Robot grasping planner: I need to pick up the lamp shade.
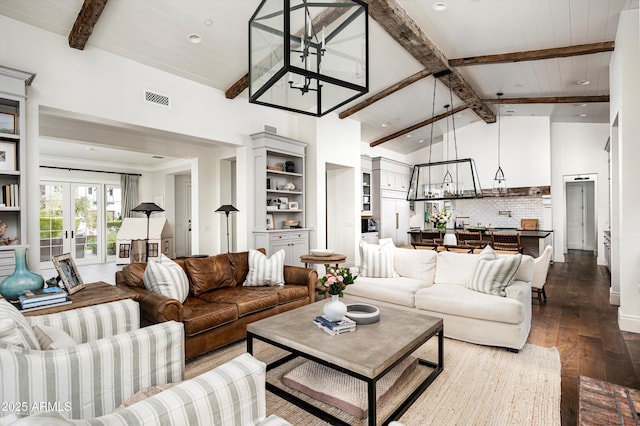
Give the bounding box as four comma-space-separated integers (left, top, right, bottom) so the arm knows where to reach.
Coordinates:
131, 202, 164, 215
215, 205, 239, 215
249, 0, 369, 117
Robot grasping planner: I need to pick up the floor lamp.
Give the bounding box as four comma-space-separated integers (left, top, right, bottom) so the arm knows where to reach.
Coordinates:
131, 202, 165, 262
215, 205, 239, 253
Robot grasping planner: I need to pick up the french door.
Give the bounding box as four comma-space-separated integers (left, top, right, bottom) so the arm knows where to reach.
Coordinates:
39, 182, 103, 268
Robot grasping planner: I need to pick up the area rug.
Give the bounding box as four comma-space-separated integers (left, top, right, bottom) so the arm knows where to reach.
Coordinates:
186, 337, 561, 426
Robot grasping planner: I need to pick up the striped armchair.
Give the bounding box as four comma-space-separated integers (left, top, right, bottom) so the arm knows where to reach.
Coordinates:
0, 299, 184, 420
4, 353, 291, 426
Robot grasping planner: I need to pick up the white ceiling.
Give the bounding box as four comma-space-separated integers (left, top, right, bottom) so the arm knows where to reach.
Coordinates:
0, 0, 637, 158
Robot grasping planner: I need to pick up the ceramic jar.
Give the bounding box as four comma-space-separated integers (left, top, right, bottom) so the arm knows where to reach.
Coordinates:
323, 294, 347, 322
0, 248, 44, 300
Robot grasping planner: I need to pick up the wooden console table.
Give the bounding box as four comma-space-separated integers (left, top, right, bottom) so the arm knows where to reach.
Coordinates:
22, 281, 138, 316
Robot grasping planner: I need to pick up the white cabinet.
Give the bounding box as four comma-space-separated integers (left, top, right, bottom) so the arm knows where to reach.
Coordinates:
380, 198, 410, 246
361, 155, 372, 216
254, 230, 309, 266
251, 132, 309, 265
361, 232, 379, 245
0, 67, 34, 278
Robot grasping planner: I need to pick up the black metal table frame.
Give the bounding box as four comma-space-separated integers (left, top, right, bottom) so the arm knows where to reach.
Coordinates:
247, 325, 444, 426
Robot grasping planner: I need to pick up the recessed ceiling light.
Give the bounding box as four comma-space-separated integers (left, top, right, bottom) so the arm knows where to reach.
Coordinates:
188, 34, 202, 44
576, 80, 590, 85
432, 2, 448, 11
204, 19, 213, 26
381, 122, 390, 127
418, 139, 425, 143
406, 134, 412, 138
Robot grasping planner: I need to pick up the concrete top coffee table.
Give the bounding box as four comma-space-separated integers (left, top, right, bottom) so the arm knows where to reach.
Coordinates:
247, 296, 443, 426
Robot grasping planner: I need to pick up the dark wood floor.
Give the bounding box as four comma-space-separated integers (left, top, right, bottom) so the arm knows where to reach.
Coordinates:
527, 249, 640, 425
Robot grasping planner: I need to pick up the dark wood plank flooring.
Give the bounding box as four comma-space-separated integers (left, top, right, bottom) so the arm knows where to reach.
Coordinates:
527, 249, 640, 425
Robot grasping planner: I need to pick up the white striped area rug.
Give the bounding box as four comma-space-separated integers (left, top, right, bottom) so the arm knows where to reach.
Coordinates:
186, 337, 561, 426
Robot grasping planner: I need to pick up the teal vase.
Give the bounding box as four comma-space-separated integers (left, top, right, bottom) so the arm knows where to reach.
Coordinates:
0, 248, 44, 301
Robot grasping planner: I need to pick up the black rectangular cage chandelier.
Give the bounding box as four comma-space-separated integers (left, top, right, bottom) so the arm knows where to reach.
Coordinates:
249, 0, 369, 117
407, 158, 483, 201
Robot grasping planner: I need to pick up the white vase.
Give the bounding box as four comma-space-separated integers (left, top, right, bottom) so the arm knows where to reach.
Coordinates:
443, 232, 457, 246
323, 294, 347, 321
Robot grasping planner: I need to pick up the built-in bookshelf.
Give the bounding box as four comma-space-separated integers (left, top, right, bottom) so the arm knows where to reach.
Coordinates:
0, 66, 36, 281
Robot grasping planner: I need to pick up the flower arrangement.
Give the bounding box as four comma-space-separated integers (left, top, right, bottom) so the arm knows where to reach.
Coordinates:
319, 267, 357, 297
428, 209, 452, 232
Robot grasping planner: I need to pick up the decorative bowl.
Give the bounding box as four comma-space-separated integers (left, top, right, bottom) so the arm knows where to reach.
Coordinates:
310, 248, 334, 257
345, 303, 380, 324
283, 220, 299, 227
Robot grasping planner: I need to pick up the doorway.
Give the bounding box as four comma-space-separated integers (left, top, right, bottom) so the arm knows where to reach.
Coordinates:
39, 181, 105, 269
565, 176, 596, 253
326, 164, 356, 265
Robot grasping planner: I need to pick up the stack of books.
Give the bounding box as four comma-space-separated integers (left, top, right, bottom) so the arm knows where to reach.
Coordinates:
313, 315, 357, 335
18, 287, 70, 312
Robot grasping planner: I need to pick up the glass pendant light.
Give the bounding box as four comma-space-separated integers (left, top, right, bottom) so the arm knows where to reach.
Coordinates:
493, 92, 507, 194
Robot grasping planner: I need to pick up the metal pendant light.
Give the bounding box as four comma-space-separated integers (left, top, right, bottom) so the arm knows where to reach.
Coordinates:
493, 92, 507, 194
407, 70, 482, 201
248, 0, 369, 117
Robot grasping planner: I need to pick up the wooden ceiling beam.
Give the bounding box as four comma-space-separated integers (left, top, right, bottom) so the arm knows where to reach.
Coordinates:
365, 0, 495, 124
339, 69, 432, 119
449, 41, 615, 67
370, 104, 468, 147
483, 95, 610, 104
68, 0, 109, 50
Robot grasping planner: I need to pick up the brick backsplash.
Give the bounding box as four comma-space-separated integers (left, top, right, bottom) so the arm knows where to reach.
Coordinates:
452, 197, 545, 229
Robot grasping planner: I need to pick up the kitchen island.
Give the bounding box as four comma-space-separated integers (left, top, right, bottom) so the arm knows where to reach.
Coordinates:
408, 228, 553, 257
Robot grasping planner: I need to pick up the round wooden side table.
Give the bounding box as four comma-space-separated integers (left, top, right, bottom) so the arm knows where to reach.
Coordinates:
299, 253, 347, 300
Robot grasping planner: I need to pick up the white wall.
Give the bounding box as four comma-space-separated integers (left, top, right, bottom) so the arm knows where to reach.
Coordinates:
610, 10, 640, 332
550, 123, 609, 264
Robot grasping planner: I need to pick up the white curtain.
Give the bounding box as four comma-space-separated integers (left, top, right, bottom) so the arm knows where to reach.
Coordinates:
121, 174, 139, 218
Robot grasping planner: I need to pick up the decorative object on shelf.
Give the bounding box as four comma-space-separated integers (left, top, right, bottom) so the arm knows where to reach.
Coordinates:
493, 92, 507, 194
283, 220, 300, 228
345, 303, 380, 324
0, 221, 17, 245
285, 161, 296, 173
281, 182, 296, 191
288, 201, 299, 210
443, 232, 457, 246
407, 70, 482, 201
310, 248, 335, 257
131, 202, 165, 262
215, 204, 239, 252
266, 213, 274, 230
248, 0, 368, 117
277, 196, 289, 209
0, 140, 17, 171
0, 248, 44, 300
428, 209, 451, 233
52, 253, 85, 294
0, 112, 16, 135
267, 165, 284, 171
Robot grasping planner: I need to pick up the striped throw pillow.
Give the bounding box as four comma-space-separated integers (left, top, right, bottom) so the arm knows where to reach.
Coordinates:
0, 318, 32, 348
143, 254, 189, 303
360, 240, 395, 278
243, 249, 285, 286
467, 246, 522, 297
0, 298, 40, 349
32, 324, 77, 350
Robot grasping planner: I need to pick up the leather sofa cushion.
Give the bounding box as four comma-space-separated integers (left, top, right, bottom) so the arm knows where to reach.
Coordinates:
182, 298, 238, 336
123, 259, 187, 288
197, 287, 278, 317
275, 285, 309, 304
227, 249, 265, 286
185, 255, 235, 296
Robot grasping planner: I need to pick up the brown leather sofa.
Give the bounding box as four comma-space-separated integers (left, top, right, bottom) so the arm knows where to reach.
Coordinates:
115, 249, 318, 359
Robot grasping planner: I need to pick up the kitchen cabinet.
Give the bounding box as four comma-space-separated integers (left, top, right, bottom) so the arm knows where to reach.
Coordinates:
380, 198, 410, 246
254, 229, 309, 267
361, 232, 379, 245
361, 155, 372, 216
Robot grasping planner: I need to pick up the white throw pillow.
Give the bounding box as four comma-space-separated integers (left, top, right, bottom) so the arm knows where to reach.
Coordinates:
32, 324, 77, 350
143, 254, 189, 303
359, 240, 395, 278
0, 299, 40, 349
467, 246, 522, 297
0, 318, 32, 348
243, 249, 285, 286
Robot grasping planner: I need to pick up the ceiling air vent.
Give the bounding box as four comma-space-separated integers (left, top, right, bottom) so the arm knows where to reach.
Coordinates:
143, 90, 170, 108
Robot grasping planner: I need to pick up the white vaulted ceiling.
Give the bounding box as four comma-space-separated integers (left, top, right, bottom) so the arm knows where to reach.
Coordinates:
0, 0, 637, 155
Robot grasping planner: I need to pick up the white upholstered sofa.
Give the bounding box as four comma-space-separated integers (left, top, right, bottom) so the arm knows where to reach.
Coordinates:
344, 245, 538, 351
